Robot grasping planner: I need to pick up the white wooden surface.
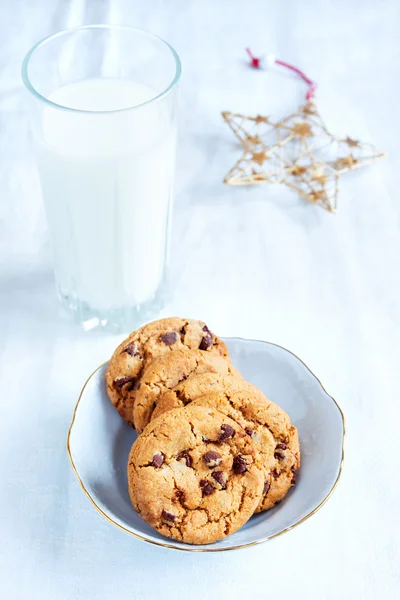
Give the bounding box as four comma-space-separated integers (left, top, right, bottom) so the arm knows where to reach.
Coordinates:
1, 1, 399, 598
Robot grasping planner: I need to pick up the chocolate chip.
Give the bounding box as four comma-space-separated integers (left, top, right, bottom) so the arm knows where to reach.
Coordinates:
199, 325, 214, 350
199, 479, 214, 496
175, 489, 186, 501
263, 481, 271, 495
274, 451, 285, 460
291, 472, 298, 485
219, 424, 235, 442
245, 427, 254, 437
272, 469, 280, 479
151, 453, 164, 468
203, 451, 222, 468
276, 443, 288, 450
232, 455, 247, 474
123, 342, 141, 357
161, 510, 176, 523
113, 376, 135, 389
160, 331, 179, 346
176, 451, 192, 467
211, 471, 227, 489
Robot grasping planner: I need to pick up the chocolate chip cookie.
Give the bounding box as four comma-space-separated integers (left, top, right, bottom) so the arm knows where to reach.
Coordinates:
191, 389, 300, 512
133, 349, 238, 434
152, 372, 260, 421
127, 405, 264, 545
105, 318, 229, 427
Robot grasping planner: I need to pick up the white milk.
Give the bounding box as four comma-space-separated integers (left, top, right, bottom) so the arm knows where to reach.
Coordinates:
35, 78, 175, 311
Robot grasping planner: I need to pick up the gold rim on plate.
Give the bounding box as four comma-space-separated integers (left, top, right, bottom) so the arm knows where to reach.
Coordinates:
66, 338, 345, 552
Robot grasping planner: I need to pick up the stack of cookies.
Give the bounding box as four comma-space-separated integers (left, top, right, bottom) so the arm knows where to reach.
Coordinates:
106, 317, 300, 545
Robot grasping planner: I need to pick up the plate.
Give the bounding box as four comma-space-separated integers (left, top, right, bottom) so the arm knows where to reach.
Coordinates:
67, 338, 345, 552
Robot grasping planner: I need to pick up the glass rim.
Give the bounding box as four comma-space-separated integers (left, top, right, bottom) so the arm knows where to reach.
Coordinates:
21, 24, 182, 115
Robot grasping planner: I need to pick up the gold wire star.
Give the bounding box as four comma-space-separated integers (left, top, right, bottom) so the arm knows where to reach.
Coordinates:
223, 102, 386, 212
252, 150, 269, 165
292, 122, 313, 138
254, 115, 270, 124
344, 136, 359, 147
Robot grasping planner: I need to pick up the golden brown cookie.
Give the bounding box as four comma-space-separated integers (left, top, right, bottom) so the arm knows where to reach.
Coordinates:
133, 349, 238, 434
191, 389, 300, 512
152, 372, 254, 420
105, 317, 229, 427
127, 405, 264, 545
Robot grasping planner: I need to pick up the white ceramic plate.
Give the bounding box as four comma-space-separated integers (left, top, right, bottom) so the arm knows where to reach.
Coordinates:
67, 338, 345, 552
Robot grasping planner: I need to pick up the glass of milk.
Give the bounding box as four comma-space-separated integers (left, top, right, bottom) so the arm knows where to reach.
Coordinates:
22, 25, 181, 332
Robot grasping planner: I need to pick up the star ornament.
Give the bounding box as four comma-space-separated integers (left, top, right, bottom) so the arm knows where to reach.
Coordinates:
222, 102, 386, 212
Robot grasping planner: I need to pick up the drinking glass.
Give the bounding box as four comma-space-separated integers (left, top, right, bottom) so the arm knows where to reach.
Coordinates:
22, 25, 181, 332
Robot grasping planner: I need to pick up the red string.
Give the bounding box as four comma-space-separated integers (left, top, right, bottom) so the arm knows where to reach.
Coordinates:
245, 48, 317, 100
245, 47, 261, 69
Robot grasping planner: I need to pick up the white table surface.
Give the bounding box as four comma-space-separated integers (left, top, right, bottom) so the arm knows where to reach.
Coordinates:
1, 1, 400, 598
